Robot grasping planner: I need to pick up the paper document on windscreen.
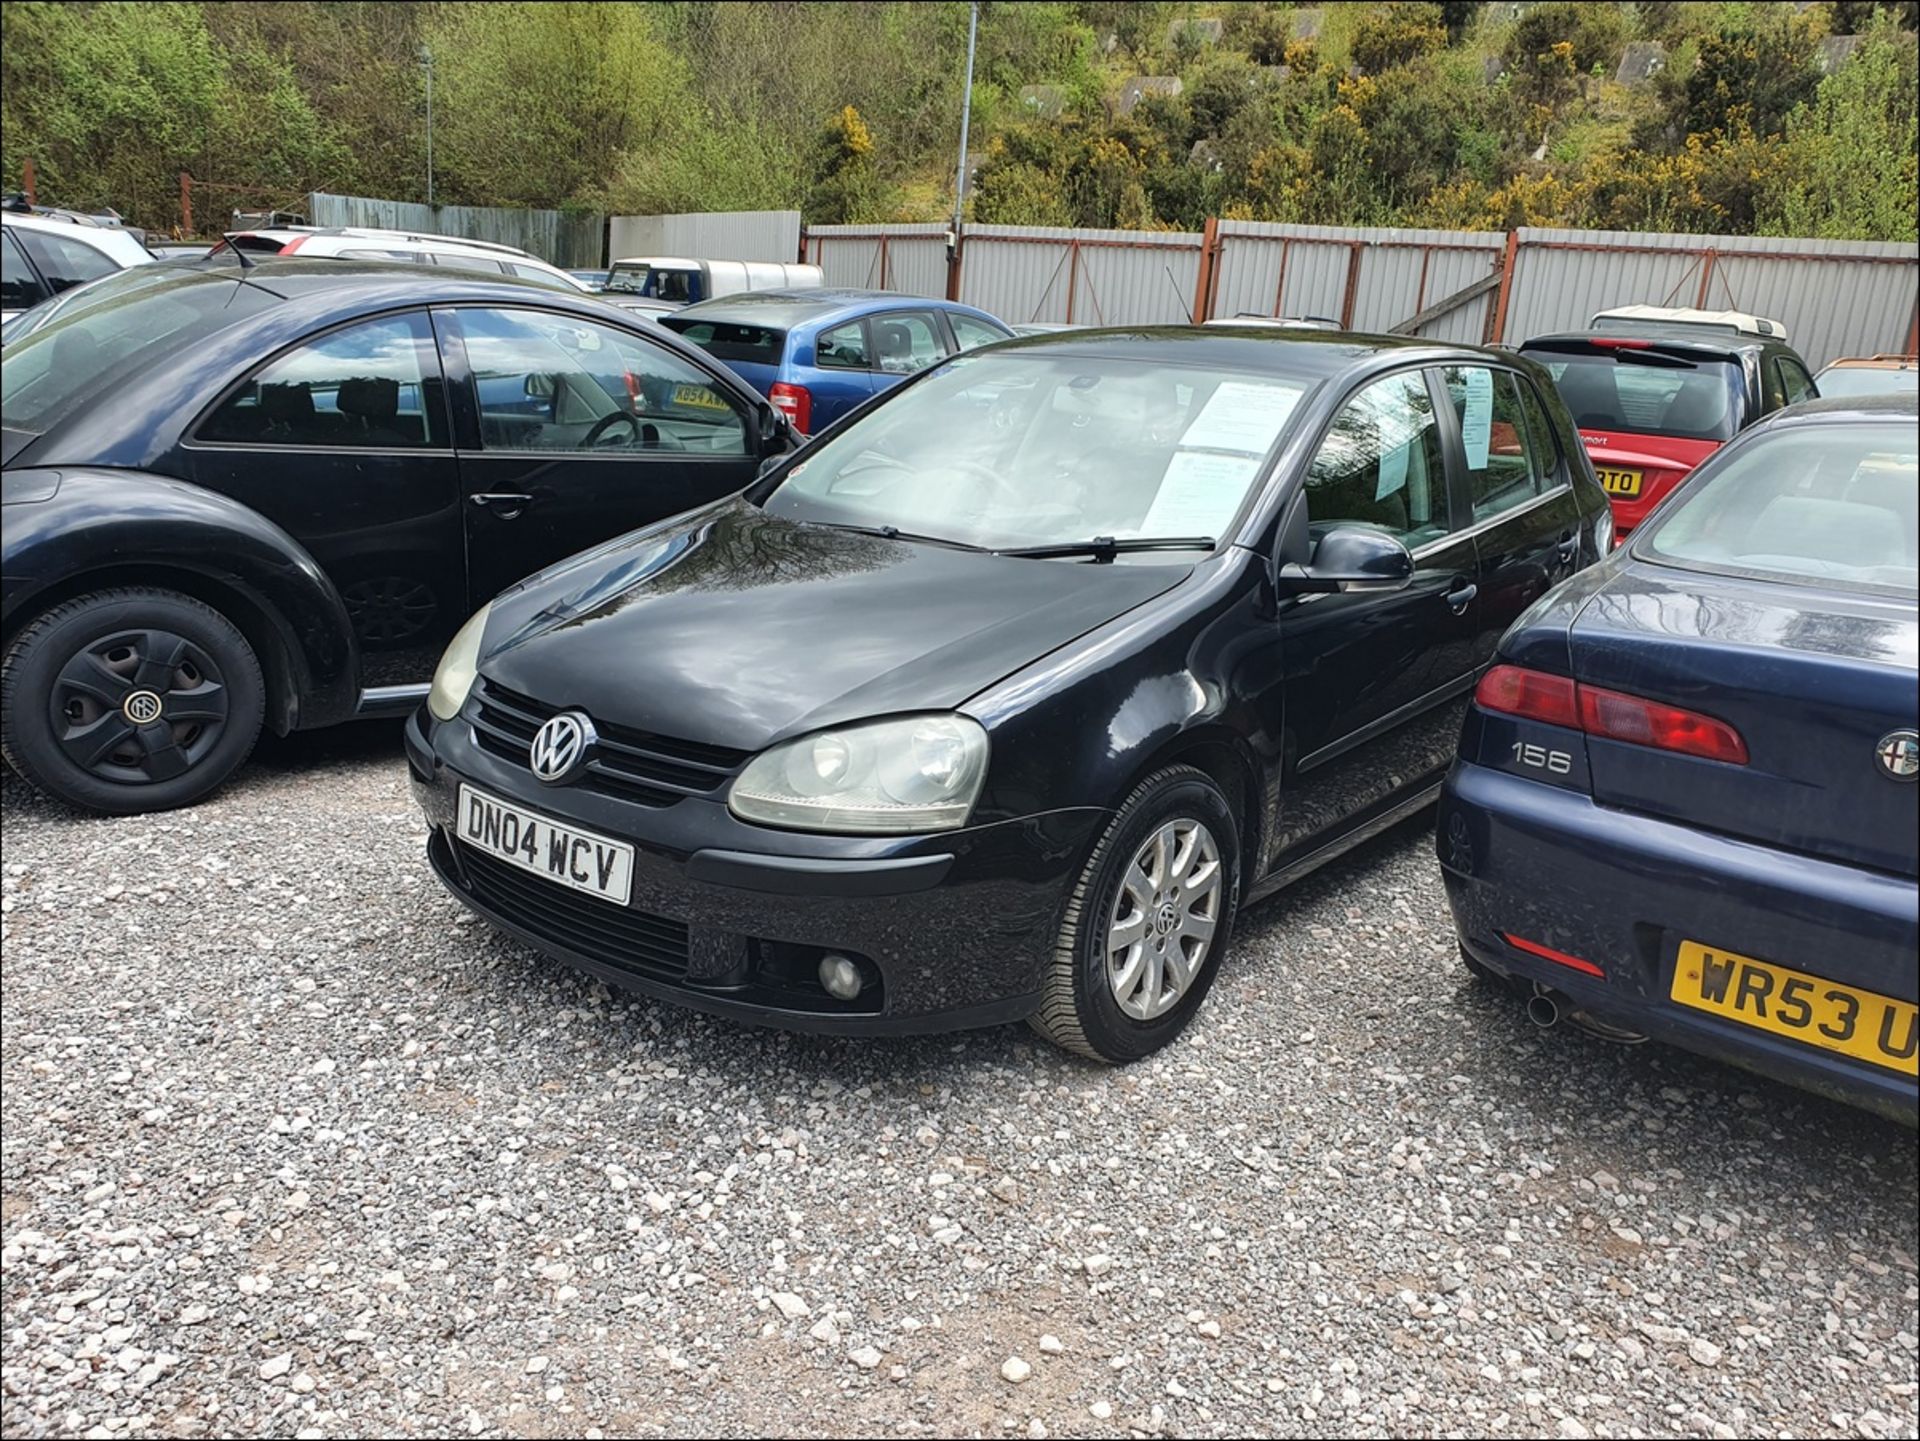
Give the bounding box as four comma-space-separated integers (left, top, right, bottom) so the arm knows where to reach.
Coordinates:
1461, 368, 1493, 470
1179, 381, 1304, 455
1137, 450, 1263, 538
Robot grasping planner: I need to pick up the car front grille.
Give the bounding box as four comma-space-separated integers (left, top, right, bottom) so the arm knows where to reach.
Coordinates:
454, 842, 690, 982
467, 680, 750, 807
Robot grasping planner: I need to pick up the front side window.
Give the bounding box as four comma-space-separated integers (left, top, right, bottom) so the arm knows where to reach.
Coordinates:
201, 313, 444, 449
950, 313, 1009, 353
1778, 358, 1817, 406
871, 312, 945, 375
453, 307, 748, 456
1305, 371, 1449, 548
1441, 366, 1546, 523
1637, 422, 1917, 595
766, 352, 1310, 553
15, 228, 119, 293
815, 320, 870, 371
1, 229, 46, 311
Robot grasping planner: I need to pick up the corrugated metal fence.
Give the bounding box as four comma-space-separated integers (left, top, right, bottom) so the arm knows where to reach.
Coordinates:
800, 218, 1918, 369
608, 210, 801, 265
306, 193, 604, 268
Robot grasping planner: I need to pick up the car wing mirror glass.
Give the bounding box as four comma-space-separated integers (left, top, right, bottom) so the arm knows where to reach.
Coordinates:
1276, 525, 1414, 596
524, 373, 556, 399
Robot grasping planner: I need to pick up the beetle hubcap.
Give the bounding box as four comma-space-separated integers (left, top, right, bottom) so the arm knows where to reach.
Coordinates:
51, 629, 230, 785
1106, 818, 1222, 1022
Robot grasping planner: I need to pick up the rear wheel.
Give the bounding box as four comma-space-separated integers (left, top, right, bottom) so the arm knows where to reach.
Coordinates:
1, 588, 265, 815
1029, 766, 1240, 1062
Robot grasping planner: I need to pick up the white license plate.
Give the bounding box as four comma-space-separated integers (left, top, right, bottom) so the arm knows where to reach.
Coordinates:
457, 784, 634, 907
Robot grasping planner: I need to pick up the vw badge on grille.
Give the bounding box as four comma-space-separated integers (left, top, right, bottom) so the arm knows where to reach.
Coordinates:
1876, 729, 1919, 782
529, 712, 595, 783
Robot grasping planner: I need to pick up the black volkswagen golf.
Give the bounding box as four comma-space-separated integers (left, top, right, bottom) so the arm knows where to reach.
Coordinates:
410, 328, 1611, 1060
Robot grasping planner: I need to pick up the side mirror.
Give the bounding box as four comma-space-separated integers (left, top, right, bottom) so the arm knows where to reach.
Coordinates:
1276, 526, 1414, 596
524, 373, 556, 399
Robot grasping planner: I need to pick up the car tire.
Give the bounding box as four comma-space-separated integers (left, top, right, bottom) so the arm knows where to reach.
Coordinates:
1, 588, 265, 815
1029, 765, 1241, 1063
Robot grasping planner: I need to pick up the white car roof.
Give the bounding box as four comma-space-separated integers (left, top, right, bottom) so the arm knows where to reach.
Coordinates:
3, 211, 153, 267
1590, 304, 1788, 340
611, 257, 702, 269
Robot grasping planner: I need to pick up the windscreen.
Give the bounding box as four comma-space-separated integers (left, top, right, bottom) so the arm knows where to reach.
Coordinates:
2, 269, 278, 438
764, 351, 1313, 552
662, 318, 787, 367
603, 263, 650, 295
1815, 366, 1919, 399
1533, 349, 1745, 442
1637, 421, 1918, 595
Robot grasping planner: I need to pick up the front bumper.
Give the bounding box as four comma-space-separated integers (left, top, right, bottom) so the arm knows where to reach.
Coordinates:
1438, 759, 1918, 1124
406, 707, 1105, 1036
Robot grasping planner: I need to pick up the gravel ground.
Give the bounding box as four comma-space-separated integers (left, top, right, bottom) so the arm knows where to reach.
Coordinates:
3, 724, 1916, 1441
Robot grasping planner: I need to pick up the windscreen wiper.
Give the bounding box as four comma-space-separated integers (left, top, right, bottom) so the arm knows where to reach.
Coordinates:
994, 536, 1215, 562
814, 521, 988, 552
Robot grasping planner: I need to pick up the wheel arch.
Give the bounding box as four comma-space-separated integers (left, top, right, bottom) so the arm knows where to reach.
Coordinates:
1117, 727, 1268, 889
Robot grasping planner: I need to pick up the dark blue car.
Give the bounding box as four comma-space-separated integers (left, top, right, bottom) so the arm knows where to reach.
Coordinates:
660, 289, 1013, 436
1439, 394, 1918, 1123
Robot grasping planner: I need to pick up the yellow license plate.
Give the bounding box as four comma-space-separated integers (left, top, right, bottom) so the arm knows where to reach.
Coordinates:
672, 384, 726, 410
1596, 467, 1642, 497
1671, 941, 1918, 1075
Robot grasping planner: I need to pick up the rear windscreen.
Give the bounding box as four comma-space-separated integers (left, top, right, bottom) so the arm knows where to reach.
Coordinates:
661, 318, 786, 367
1531, 350, 1745, 442
1637, 422, 1918, 596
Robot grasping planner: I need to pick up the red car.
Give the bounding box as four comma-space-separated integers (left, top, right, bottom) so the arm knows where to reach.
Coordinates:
1521, 320, 1818, 536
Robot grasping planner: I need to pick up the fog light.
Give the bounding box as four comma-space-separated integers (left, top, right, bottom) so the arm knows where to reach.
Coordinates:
818, 954, 863, 1000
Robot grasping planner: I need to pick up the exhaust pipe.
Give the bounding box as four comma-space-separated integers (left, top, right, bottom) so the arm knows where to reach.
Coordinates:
1526, 991, 1560, 1029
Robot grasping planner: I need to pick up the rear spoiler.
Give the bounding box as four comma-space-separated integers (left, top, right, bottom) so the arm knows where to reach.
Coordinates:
1522, 336, 1731, 368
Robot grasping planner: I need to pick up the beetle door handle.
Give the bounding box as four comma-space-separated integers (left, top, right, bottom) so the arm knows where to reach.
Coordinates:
1443, 581, 1478, 614
471, 492, 534, 519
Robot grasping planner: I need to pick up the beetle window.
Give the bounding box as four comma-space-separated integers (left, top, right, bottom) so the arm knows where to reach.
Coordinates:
201, 313, 445, 449
1305, 371, 1450, 548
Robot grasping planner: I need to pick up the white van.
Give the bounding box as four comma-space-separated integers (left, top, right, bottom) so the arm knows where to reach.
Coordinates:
601, 257, 823, 309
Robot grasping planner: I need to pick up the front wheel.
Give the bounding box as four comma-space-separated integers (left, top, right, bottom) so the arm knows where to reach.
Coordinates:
1029, 765, 1241, 1062
1, 588, 265, 815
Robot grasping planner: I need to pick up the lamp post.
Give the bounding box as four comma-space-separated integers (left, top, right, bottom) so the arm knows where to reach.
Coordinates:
947, 0, 979, 300
420, 44, 435, 208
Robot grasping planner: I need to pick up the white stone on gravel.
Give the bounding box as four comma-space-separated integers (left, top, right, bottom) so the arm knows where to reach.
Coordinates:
849, 1346, 883, 1370
1038, 1334, 1063, 1354
770, 1292, 810, 1320
1001, 1356, 1032, 1383
258, 1354, 292, 1381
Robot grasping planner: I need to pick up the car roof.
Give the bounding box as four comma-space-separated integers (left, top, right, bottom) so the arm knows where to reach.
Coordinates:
101, 256, 626, 315
1591, 304, 1788, 339
977, 324, 1493, 378
667, 289, 989, 328
1522, 327, 1793, 360
1761, 391, 1919, 425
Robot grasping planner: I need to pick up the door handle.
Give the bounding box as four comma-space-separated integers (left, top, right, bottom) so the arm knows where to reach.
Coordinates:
1555, 532, 1580, 565
1443, 581, 1478, 614
471, 492, 534, 519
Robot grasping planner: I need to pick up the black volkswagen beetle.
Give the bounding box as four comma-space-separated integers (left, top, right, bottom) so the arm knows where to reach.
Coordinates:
410, 327, 1611, 1060
1, 260, 789, 813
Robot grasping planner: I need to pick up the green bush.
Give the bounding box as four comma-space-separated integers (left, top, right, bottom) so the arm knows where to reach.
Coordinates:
1351, 3, 1448, 74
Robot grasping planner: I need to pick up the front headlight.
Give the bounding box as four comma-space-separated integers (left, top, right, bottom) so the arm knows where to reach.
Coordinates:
426, 602, 493, 721
728, 714, 989, 834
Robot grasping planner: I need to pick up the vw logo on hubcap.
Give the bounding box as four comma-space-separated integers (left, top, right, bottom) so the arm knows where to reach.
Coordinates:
1876, 729, 1919, 782
122, 690, 164, 726
528, 712, 595, 783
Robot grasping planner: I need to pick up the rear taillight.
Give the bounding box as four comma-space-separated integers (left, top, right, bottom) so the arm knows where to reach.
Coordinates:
768, 382, 811, 434
1475, 664, 1747, 765
1476, 665, 1579, 727
1577, 684, 1748, 764
1589, 338, 1651, 349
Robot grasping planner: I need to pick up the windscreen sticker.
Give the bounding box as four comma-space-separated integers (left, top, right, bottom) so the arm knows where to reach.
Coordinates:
1138, 450, 1263, 538
1178, 381, 1304, 455
1461, 368, 1494, 470
1375, 438, 1412, 500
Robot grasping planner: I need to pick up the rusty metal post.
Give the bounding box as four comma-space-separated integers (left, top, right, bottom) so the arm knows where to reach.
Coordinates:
1270, 238, 1292, 317
945, 232, 963, 301
1693, 247, 1719, 308
180, 172, 193, 236
1413, 246, 1432, 315
1065, 240, 1080, 325
1906, 302, 1918, 356
1339, 242, 1364, 328
22, 158, 36, 205
1488, 229, 1521, 343
1191, 217, 1218, 323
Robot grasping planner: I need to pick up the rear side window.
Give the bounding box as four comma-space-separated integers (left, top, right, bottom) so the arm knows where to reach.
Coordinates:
872, 312, 945, 375
1, 229, 47, 311
662, 318, 786, 367
15, 228, 119, 294
200, 313, 445, 449
814, 319, 870, 370
1532, 350, 1744, 442
949, 313, 1009, 352
1442, 366, 1549, 522
1778, 358, 1817, 406
1637, 422, 1918, 596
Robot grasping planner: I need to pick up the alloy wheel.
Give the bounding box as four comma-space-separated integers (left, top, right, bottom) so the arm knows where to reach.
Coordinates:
1106, 818, 1222, 1021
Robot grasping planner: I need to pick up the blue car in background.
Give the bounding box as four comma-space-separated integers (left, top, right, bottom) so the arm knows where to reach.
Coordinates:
660, 289, 1013, 435
1439, 394, 1918, 1123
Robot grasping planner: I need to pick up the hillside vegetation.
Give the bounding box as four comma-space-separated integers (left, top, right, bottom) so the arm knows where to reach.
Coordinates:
1, 1, 1914, 241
